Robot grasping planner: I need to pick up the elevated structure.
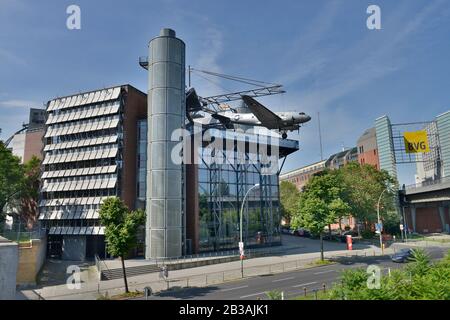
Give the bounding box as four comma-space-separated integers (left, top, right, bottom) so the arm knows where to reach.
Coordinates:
146, 28, 185, 258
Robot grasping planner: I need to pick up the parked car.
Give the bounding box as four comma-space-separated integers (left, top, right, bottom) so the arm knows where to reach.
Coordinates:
297, 228, 311, 237
291, 228, 311, 237
391, 248, 414, 263
281, 226, 292, 234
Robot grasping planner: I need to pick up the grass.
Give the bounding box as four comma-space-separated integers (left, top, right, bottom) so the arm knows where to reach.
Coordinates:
308, 259, 335, 266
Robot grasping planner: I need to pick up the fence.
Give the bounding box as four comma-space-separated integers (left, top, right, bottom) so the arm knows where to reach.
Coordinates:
0, 225, 46, 243
151, 247, 275, 266
92, 249, 387, 299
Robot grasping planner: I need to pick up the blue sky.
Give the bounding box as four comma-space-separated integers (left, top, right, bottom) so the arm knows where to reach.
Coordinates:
1, 0, 449, 184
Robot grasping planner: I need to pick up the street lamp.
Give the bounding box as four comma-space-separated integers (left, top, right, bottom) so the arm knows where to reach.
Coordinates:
239, 183, 260, 278
376, 187, 390, 254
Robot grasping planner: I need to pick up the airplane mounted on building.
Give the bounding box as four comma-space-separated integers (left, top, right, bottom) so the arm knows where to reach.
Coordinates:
211, 96, 311, 139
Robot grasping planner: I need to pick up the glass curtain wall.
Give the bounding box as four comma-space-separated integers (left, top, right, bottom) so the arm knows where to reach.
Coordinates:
198, 144, 281, 253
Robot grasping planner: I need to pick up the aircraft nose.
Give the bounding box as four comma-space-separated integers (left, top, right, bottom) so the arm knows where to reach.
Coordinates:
304, 115, 311, 122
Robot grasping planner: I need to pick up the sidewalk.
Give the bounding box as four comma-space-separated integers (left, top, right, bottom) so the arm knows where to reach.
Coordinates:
20, 236, 389, 300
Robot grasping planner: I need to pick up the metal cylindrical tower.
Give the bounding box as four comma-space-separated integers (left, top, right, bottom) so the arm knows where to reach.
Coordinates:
146, 28, 185, 258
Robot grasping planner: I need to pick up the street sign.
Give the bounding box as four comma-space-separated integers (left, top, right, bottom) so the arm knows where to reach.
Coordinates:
239, 241, 244, 255
375, 223, 383, 234
403, 130, 430, 153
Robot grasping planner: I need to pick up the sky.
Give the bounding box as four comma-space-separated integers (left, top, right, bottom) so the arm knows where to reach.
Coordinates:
1, 0, 449, 184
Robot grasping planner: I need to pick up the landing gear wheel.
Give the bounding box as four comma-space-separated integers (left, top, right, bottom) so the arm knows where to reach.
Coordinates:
282, 132, 287, 139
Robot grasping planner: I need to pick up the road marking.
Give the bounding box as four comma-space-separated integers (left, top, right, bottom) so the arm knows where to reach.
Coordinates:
219, 285, 249, 292
292, 281, 317, 288
272, 277, 295, 283
314, 270, 336, 275
240, 292, 266, 299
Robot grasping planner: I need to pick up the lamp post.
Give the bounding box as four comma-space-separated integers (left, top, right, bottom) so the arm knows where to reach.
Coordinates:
376, 187, 389, 254
239, 183, 260, 278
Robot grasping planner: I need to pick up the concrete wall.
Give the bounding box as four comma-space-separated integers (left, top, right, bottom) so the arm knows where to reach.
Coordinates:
16, 237, 47, 286
0, 237, 18, 300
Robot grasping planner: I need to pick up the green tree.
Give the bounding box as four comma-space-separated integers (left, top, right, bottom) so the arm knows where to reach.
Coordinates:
292, 172, 350, 260
99, 197, 145, 293
279, 180, 300, 224
15, 156, 41, 228
0, 142, 24, 226
337, 163, 397, 230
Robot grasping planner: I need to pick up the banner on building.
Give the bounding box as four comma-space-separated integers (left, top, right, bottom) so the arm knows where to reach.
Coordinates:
403, 130, 430, 153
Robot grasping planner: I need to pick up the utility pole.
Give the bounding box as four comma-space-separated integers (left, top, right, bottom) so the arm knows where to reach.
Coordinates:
188, 65, 191, 88
239, 183, 259, 278
318, 112, 323, 160
377, 188, 388, 254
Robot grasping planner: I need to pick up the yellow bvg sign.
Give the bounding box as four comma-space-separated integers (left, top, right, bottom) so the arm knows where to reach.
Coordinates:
403, 131, 430, 153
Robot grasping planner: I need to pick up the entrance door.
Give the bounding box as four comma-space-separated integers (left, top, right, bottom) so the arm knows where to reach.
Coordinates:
47, 235, 63, 259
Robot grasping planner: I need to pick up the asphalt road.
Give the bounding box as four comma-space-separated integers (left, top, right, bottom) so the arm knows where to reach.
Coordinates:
140, 246, 446, 300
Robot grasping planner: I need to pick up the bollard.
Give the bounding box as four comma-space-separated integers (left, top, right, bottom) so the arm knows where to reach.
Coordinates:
304, 287, 307, 297
314, 289, 318, 300
323, 283, 326, 293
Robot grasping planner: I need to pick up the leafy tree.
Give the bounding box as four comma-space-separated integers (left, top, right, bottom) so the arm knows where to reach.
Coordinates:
279, 180, 300, 224
0, 142, 24, 226
292, 172, 350, 260
99, 197, 145, 293
336, 163, 397, 230
14, 156, 41, 228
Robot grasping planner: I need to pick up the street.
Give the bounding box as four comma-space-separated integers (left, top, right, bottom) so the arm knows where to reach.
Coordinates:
140, 246, 446, 300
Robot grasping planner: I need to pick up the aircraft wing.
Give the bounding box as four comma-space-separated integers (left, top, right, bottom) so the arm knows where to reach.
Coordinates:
242, 95, 282, 129
211, 113, 234, 129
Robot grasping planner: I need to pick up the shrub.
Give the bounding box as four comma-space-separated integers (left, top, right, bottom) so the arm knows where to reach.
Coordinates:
361, 229, 374, 239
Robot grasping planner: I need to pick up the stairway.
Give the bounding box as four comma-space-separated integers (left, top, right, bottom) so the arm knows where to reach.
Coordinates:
101, 264, 161, 281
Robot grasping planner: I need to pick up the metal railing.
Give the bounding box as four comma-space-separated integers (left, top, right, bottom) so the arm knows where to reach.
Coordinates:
404, 175, 450, 191
0, 227, 46, 243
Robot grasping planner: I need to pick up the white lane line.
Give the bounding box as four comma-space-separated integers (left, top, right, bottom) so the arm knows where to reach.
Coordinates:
314, 270, 336, 275
219, 285, 249, 292
240, 292, 266, 299
272, 277, 295, 283
292, 281, 317, 288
